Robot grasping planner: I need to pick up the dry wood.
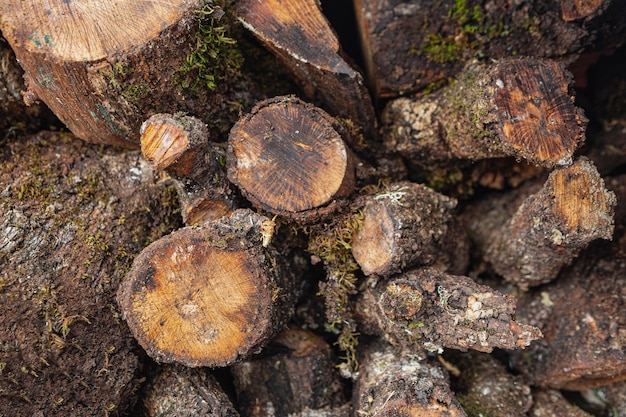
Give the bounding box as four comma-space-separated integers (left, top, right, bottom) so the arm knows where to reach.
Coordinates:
234, 0, 377, 139
382, 57, 586, 169
140, 113, 235, 225
354, 0, 625, 98
143, 365, 239, 417
529, 389, 594, 417
465, 158, 615, 289
228, 96, 356, 222
353, 340, 467, 417
355, 267, 542, 354
231, 328, 348, 417
117, 209, 296, 367
351, 181, 469, 276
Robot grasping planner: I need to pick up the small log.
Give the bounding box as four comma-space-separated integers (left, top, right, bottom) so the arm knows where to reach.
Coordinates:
382, 57, 586, 169
234, 0, 377, 139
140, 113, 235, 225
353, 341, 467, 417
355, 267, 542, 353
450, 351, 533, 417
117, 209, 296, 367
528, 389, 594, 417
231, 328, 348, 417
351, 181, 469, 276
511, 244, 626, 390
465, 158, 615, 289
143, 365, 239, 417
227, 96, 356, 222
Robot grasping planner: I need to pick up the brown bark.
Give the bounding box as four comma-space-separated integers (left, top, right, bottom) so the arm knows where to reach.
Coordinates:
382, 57, 586, 169
117, 209, 296, 367
353, 340, 467, 417
351, 181, 469, 276
234, 0, 377, 140
231, 328, 348, 417
465, 158, 615, 289
143, 365, 239, 417
140, 113, 236, 225
354, 0, 625, 98
355, 267, 542, 354
0, 131, 180, 416
227, 96, 356, 222
528, 389, 594, 417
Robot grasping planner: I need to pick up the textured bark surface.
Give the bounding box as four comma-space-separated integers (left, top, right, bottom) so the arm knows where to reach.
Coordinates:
528, 389, 594, 417
228, 96, 356, 222
118, 209, 296, 367
0, 131, 180, 416
382, 57, 586, 169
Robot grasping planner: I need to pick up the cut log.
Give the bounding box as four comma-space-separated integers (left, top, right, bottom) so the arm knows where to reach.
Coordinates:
228, 96, 356, 222
354, 0, 625, 98
382, 57, 586, 169
234, 0, 377, 140
0, 1, 265, 147
353, 341, 467, 417
351, 181, 469, 276
529, 389, 594, 417
143, 365, 239, 417
355, 267, 542, 353
465, 158, 615, 289
231, 328, 348, 417
117, 209, 296, 367
140, 113, 236, 225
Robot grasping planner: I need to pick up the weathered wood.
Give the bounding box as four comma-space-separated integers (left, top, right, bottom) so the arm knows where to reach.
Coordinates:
231, 328, 348, 417
353, 341, 467, 416
351, 181, 469, 276
355, 267, 542, 353
143, 365, 239, 417
382, 57, 586, 169
117, 209, 296, 367
0, 131, 180, 416
228, 96, 356, 222
140, 113, 236, 225
465, 158, 615, 289
234, 0, 377, 139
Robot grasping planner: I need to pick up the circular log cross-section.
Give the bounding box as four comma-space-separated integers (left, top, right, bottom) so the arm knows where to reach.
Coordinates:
227, 96, 355, 220
117, 210, 294, 367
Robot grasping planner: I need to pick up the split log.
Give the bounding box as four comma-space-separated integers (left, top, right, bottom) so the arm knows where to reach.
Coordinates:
0, 1, 279, 147
382, 56, 586, 169
234, 0, 377, 139
449, 352, 532, 417
0, 131, 180, 416
143, 365, 239, 417
140, 113, 236, 225
355, 267, 542, 354
528, 389, 594, 417
512, 244, 626, 390
354, 0, 626, 98
227, 96, 356, 222
464, 158, 615, 289
231, 328, 348, 417
353, 341, 467, 417
351, 181, 469, 276
117, 209, 297, 367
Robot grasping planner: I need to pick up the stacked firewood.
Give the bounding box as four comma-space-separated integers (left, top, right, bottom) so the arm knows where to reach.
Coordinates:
1, 0, 625, 416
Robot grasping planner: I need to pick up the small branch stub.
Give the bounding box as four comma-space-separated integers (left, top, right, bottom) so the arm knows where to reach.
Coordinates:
227, 96, 356, 222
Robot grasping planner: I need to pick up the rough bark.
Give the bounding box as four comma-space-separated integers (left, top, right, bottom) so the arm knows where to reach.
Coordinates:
234, 0, 377, 140
231, 328, 348, 417
228, 96, 356, 222
351, 181, 469, 276
354, 0, 625, 98
382, 57, 586, 169
140, 113, 236, 225
353, 340, 467, 417
0, 131, 180, 416
465, 158, 615, 289
117, 209, 297, 367
143, 365, 239, 417
355, 267, 542, 354
528, 389, 594, 417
